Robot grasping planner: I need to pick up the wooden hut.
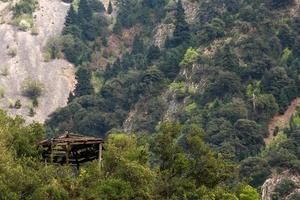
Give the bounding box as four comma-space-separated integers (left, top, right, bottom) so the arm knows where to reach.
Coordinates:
39, 133, 104, 169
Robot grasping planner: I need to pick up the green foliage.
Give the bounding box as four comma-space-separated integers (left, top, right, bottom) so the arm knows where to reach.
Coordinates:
43, 0, 300, 193
240, 157, 271, 187
12, 0, 37, 17
30, 184, 69, 200
203, 71, 242, 103
272, 179, 297, 200
44, 37, 63, 60
14, 99, 22, 109
74, 67, 94, 97
151, 123, 237, 198
114, 0, 166, 32
267, 0, 295, 9
107, 1, 113, 15
180, 48, 199, 66
239, 185, 261, 200
167, 0, 190, 47
84, 178, 134, 200
21, 79, 44, 100
132, 35, 144, 55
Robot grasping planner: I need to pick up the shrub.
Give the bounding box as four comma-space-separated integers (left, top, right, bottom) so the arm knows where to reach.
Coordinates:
7, 47, 17, 57
29, 107, 36, 117
44, 37, 63, 60
31, 25, 39, 35
19, 19, 31, 31
0, 86, 5, 98
14, 100, 22, 109
21, 79, 44, 100
1, 65, 10, 76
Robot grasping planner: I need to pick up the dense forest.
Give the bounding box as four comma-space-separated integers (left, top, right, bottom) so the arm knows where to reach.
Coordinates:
1, 0, 300, 199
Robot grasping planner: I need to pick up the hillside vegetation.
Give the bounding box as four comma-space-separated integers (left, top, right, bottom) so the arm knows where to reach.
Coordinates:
1, 0, 300, 199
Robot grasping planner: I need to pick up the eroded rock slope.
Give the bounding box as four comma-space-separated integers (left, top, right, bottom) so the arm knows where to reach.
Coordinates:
0, 0, 75, 122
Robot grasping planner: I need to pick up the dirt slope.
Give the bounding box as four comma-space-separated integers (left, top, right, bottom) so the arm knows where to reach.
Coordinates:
0, 0, 75, 123
265, 98, 300, 145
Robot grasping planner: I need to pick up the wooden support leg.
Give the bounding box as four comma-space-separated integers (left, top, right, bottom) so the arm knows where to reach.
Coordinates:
50, 141, 53, 164
66, 143, 70, 165
74, 151, 80, 170
98, 143, 102, 166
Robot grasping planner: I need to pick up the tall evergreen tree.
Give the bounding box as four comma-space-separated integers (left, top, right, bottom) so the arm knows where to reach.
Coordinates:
172, 0, 190, 46
132, 35, 144, 55
74, 67, 94, 97
78, 0, 93, 23
64, 5, 77, 27
107, 0, 113, 14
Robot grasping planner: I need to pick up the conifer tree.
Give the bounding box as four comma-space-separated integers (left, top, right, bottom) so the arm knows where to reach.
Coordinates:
78, 0, 93, 23
132, 35, 144, 55
172, 0, 190, 46
107, 1, 113, 15
64, 5, 77, 27
74, 67, 94, 97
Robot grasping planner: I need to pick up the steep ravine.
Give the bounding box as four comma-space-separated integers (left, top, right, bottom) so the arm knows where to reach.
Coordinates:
0, 0, 75, 123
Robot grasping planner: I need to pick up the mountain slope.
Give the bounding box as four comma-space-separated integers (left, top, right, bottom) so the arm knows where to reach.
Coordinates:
0, 0, 75, 122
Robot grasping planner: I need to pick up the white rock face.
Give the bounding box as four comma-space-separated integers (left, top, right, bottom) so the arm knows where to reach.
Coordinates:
0, 0, 76, 123
261, 171, 300, 200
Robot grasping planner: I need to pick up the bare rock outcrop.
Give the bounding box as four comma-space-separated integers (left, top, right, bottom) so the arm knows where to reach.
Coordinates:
0, 0, 75, 122
262, 171, 300, 200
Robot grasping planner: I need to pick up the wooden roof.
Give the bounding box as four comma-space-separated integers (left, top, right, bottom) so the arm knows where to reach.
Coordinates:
39, 133, 104, 146
39, 133, 104, 167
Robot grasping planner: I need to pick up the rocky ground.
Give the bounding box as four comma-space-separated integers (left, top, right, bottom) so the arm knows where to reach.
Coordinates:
265, 98, 300, 145
0, 0, 75, 123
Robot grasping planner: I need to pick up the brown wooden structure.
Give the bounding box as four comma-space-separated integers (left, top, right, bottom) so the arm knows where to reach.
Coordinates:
39, 133, 104, 169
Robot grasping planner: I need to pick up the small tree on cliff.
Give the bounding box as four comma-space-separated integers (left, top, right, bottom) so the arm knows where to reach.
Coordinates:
107, 1, 113, 14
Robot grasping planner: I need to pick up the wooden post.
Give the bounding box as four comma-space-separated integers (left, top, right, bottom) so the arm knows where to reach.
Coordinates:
66, 143, 70, 165
98, 143, 102, 166
50, 140, 53, 164
74, 151, 80, 170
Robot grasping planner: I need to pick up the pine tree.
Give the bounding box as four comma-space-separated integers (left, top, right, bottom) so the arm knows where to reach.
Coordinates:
147, 45, 161, 61
107, 1, 113, 15
74, 67, 94, 97
172, 0, 190, 47
64, 5, 77, 27
78, 0, 93, 23
132, 35, 144, 55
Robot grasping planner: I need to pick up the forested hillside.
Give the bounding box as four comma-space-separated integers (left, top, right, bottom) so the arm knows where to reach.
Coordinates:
0, 0, 300, 199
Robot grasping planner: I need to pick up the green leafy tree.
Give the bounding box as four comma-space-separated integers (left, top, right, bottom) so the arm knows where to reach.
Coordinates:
239, 185, 261, 200
180, 47, 199, 66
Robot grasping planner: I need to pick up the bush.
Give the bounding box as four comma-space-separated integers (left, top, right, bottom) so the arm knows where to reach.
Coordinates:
1, 65, 9, 76
29, 107, 36, 117
19, 19, 31, 31
14, 100, 22, 109
7, 47, 17, 57
44, 37, 63, 60
13, 0, 37, 17
0, 86, 5, 98
21, 79, 44, 100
